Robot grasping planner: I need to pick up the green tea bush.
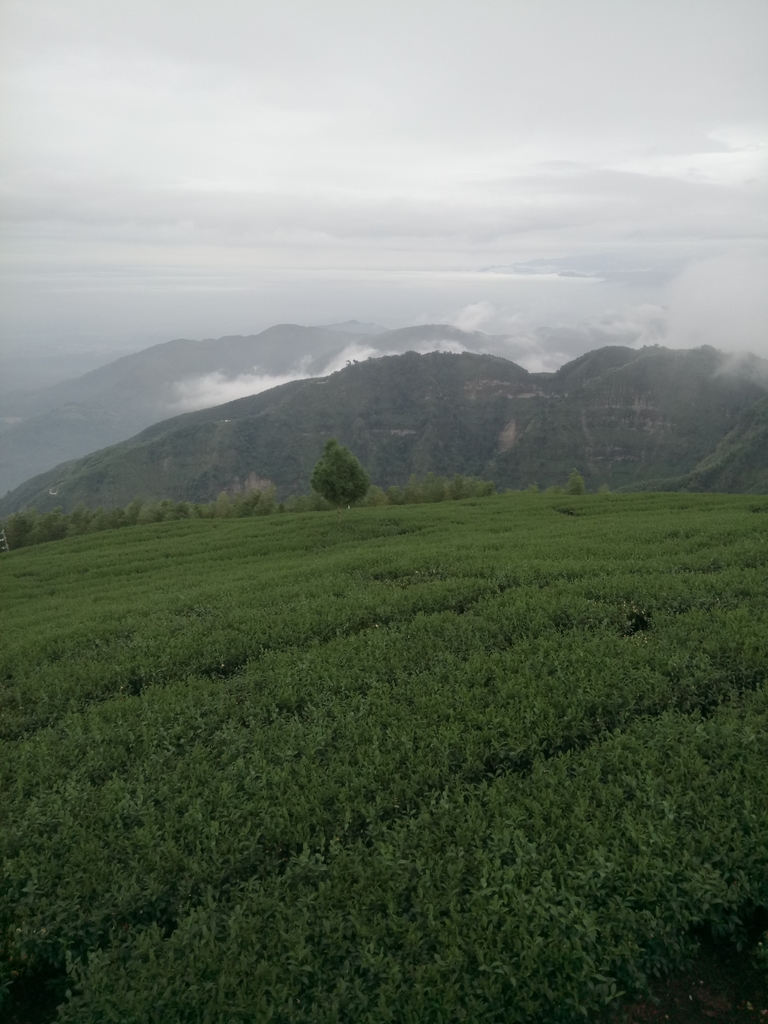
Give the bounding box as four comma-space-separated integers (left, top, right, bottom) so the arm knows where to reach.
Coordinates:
1, 493, 766, 1021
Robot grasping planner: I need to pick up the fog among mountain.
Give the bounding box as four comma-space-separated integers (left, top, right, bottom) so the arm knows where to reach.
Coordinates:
318, 321, 389, 336
3, 343, 767, 517
2, 2, 766, 507
0, 324, 515, 497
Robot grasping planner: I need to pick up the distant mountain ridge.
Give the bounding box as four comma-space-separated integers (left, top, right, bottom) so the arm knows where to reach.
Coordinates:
317, 320, 389, 335
0, 323, 503, 496
3, 343, 767, 515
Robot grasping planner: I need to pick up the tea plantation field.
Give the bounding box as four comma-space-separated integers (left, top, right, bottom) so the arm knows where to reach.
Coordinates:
2, 493, 767, 1022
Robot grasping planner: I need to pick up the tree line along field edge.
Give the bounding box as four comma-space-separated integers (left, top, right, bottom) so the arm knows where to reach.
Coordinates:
1, 493, 767, 1022
0, 469, 499, 552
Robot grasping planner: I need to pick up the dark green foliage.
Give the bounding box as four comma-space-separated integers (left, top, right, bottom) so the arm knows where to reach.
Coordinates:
368, 472, 493, 508
621, 394, 768, 495
1, 494, 767, 1021
311, 438, 370, 510
567, 468, 586, 494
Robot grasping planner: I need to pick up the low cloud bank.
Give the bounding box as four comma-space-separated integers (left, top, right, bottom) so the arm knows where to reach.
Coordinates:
170, 338, 480, 413
445, 301, 498, 333
171, 370, 308, 412
665, 252, 768, 358
435, 299, 668, 372
447, 250, 768, 371
170, 258, 768, 412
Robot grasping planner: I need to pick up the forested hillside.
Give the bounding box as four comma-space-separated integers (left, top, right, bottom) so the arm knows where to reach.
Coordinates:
494, 345, 768, 491
3, 344, 766, 515
623, 394, 768, 494
0, 324, 504, 496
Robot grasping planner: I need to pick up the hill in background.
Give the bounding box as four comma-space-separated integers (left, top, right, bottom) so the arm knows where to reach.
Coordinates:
3, 343, 767, 515
623, 392, 768, 494
0, 324, 506, 497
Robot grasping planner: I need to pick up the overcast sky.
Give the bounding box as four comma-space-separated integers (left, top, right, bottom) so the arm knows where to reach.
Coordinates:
1, 0, 767, 371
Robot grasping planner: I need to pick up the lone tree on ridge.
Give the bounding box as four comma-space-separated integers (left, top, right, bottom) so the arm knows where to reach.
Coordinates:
311, 438, 370, 518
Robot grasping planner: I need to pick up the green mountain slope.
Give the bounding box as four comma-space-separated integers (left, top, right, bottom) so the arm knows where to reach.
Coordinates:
0, 323, 520, 496
0, 353, 534, 512
621, 393, 768, 494
0, 326, 366, 495
688, 393, 768, 492
2, 346, 766, 514
529, 342, 645, 391
496, 345, 768, 490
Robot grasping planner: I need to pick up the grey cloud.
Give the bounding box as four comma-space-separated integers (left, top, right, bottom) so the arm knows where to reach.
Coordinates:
1, 0, 766, 367
170, 368, 308, 412
3, 167, 762, 256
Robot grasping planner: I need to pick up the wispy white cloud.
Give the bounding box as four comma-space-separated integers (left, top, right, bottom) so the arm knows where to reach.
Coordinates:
665, 251, 768, 357
581, 305, 667, 346
170, 334, 485, 412
444, 301, 498, 333
318, 344, 390, 374
170, 369, 306, 411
